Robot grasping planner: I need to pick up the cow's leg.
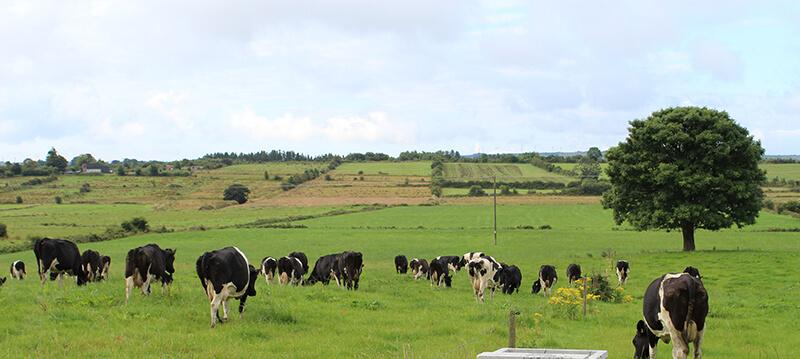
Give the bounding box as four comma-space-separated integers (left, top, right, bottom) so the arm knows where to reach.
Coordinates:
141, 270, 153, 297
649, 344, 657, 359
208, 289, 222, 328
669, 327, 690, 359
125, 276, 134, 301
58, 273, 64, 288
222, 299, 231, 323
693, 329, 704, 359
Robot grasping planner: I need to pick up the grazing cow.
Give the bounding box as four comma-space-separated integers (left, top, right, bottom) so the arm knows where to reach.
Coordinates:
617, 260, 630, 286
196, 247, 259, 328
81, 249, 102, 282
10, 260, 26, 280
409, 258, 428, 280
633, 273, 709, 359
459, 252, 485, 268
125, 244, 176, 301
566, 263, 582, 287
277, 256, 304, 286
467, 257, 503, 301
683, 266, 702, 279
531, 264, 557, 296
260, 257, 277, 285
0, 277, 5, 287
98, 255, 111, 281
429, 256, 459, 289
288, 251, 309, 274
498, 264, 522, 295
395, 255, 408, 274
305, 253, 341, 286
33, 237, 89, 287
334, 250, 363, 290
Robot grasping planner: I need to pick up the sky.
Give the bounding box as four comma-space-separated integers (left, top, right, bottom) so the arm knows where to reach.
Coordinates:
1, 1, 799, 162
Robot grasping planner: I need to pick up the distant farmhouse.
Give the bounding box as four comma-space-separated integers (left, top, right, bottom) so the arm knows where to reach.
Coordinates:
81, 163, 112, 174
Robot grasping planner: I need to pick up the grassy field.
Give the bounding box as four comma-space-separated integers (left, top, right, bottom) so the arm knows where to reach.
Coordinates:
443, 163, 572, 184
761, 163, 800, 181
0, 204, 798, 358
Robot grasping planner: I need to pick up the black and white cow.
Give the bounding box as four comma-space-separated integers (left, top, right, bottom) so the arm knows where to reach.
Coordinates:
277, 256, 304, 286
409, 258, 428, 280
81, 249, 102, 282
125, 244, 176, 301
334, 250, 363, 290
98, 255, 111, 281
467, 257, 503, 301
260, 256, 277, 285
532, 264, 557, 296
288, 251, 309, 274
196, 247, 259, 328
33, 237, 89, 287
633, 273, 708, 359
429, 255, 461, 289
459, 252, 485, 268
305, 253, 341, 286
617, 260, 630, 286
498, 264, 522, 295
566, 263, 582, 287
683, 266, 702, 279
395, 255, 408, 274
10, 260, 26, 280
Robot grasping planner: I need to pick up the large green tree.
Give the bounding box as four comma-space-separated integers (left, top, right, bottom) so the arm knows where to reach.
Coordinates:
602, 107, 766, 251
223, 184, 251, 204
46, 147, 68, 172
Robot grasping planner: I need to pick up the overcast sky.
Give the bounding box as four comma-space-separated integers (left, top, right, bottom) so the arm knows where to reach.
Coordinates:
2, 1, 799, 162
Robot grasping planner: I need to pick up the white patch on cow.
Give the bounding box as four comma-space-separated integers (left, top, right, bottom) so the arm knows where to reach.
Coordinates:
468, 258, 502, 302
232, 247, 251, 289
653, 273, 704, 359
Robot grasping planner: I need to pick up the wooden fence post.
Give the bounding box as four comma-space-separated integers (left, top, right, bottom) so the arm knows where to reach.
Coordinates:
508, 311, 516, 348
582, 276, 588, 316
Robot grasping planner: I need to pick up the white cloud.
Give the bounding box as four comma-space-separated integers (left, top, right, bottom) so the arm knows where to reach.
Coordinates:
322, 112, 416, 144
230, 108, 316, 141
690, 39, 745, 82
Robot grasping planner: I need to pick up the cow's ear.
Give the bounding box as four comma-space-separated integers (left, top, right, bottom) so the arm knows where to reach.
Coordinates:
637, 320, 647, 334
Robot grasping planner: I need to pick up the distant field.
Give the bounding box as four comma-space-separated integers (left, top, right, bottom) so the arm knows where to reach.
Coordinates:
761, 163, 800, 181
334, 162, 432, 176
443, 163, 573, 183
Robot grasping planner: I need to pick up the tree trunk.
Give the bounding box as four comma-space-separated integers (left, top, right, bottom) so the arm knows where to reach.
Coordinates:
681, 220, 696, 251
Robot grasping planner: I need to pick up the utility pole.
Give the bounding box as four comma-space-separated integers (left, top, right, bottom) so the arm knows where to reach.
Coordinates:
494, 175, 497, 245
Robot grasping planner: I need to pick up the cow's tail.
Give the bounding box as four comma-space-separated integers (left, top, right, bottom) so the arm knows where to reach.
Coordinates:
682, 277, 699, 344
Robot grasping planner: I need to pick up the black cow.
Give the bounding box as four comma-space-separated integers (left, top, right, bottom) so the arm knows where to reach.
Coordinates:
288, 251, 309, 274
98, 255, 111, 281
617, 260, 630, 286
532, 264, 557, 296
260, 257, 277, 285
429, 256, 459, 290
498, 264, 522, 295
125, 244, 176, 301
0, 277, 5, 287
81, 249, 102, 282
34, 237, 89, 287
683, 266, 702, 279
305, 253, 341, 286
278, 256, 304, 285
633, 273, 709, 359
10, 260, 26, 280
334, 250, 363, 290
395, 255, 408, 274
196, 247, 259, 328
409, 258, 428, 280
566, 263, 582, 287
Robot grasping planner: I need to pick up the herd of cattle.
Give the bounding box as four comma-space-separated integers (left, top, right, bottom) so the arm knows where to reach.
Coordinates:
3, 237, 708, 358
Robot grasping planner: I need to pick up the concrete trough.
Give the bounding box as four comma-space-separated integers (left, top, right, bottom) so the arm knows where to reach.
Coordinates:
477, 348, 608, 359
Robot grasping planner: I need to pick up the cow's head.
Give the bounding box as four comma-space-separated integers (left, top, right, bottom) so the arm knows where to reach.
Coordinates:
164, 248, 177, 274
531, 280, 542, 294
75, 269, 90, 286
683, 266, 702, 279
633, 320, 652, 358
247, 265, 259, 297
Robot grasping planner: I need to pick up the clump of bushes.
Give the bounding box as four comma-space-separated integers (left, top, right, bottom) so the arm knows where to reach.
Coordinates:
777, 201, 800, 214
121, 217, 149, 233
0, 223, 7, 238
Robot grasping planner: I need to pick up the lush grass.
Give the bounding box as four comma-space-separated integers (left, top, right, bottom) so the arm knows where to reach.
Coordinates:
1, 205, 799, 358
761, 163, 800, 181
334, 162, 433, 177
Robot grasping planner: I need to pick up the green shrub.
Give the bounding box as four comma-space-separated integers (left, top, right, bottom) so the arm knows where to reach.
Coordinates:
468, 185, 485, 197
15, 196, 22, 204
55, 196, 62, 204
0, 223, 7, 238
763, 198, 775, 210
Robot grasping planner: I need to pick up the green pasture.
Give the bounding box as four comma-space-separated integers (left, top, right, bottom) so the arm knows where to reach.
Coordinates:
334, 162, 433, 177
1, 204, 798, 358
761, 163, 800, 181
443, 163, 573, 184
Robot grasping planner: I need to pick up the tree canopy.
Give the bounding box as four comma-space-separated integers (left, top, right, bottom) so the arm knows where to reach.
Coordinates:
601, 107, 766, 251
223, 184, 251, 204
45, 148, 68, 172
